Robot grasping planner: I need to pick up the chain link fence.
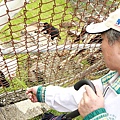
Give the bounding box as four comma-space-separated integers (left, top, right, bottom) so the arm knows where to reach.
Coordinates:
0, 0, 119, 106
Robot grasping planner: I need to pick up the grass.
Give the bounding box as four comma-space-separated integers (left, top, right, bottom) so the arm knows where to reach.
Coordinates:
0, 0, 82, 119
0, 0, 77, 42
30, 109, 83, 120
0, 0, 115, 119
0, 0, 79, 93
0, 0, 79, 92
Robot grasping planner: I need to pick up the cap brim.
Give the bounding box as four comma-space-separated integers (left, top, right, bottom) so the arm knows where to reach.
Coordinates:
86, 22, 110, 34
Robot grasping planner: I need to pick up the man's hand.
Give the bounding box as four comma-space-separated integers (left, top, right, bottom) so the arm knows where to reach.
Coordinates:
78, 85, 104, 118
26, 86, 39, 102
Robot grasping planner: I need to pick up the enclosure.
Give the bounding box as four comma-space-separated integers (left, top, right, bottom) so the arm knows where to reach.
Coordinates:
0, 0, 119, 119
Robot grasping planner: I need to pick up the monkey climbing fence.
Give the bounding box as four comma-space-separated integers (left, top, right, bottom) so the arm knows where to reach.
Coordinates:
0, 0, 119, 108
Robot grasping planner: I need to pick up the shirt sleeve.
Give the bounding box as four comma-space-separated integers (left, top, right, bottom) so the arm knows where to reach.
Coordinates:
45, 78, 103, 112
84, 108, 116, 120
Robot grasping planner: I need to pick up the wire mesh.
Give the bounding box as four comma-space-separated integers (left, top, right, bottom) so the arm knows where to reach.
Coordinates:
0, 0, 119, 106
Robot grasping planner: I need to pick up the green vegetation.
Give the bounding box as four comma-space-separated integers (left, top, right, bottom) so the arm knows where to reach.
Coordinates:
0, 0, 82, 119
30, 109, 83, 120
0, 0, 115, 119
0, 0, 77, 42
0, 0, 78, 93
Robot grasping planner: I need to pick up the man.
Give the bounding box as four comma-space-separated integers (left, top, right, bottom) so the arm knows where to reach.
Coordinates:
26, 8, 120, 120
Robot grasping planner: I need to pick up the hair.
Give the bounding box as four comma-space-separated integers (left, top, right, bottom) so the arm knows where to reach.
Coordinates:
103, 29, 120, 45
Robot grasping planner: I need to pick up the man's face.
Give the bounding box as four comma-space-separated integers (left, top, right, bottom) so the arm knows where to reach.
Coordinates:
101, 34, 120, 72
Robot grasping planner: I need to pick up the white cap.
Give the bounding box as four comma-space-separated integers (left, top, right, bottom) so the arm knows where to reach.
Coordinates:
86, 8, 120, 33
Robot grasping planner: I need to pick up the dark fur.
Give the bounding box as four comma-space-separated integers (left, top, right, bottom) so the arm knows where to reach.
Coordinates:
41, 22, 61, 40
0, 71, 10, 88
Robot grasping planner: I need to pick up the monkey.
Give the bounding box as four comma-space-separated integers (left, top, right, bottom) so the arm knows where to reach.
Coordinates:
0, 70, 10, 88
41, 22, 61, 40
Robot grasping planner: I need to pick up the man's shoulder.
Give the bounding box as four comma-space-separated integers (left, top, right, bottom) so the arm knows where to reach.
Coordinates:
101, 71, 117, 84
